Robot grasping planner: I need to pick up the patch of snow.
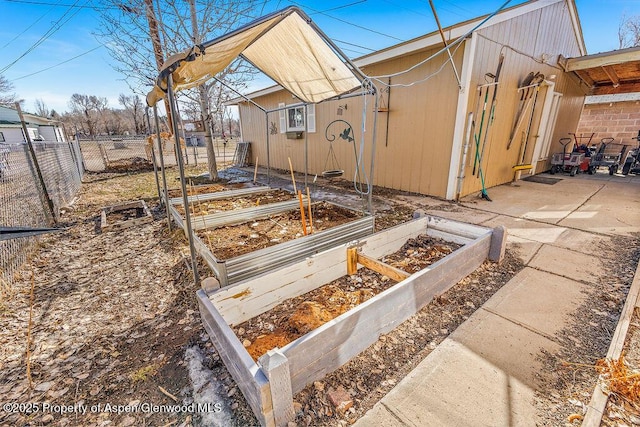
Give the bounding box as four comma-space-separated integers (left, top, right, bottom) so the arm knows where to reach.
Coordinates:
184, 346, 234, 426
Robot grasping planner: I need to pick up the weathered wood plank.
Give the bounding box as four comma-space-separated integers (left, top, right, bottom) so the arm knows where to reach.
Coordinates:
425, 228, 474, 245
426, 215, 489, 239
582, 260, 640, 427
489, 225, 507, 262
196, 290, 274, 427
355, 251, 410, 283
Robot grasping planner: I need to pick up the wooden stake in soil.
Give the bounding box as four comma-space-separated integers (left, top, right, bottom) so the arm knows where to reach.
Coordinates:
158, 385, 178, 402
306, 187, 313, 234
288, 157, 297, 193
253, 157, 259, 183
297, 190, 308, 236
26, 269, 35, 388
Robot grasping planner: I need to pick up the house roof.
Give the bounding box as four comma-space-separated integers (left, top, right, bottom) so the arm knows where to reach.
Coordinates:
146, 7, 368, 107
228, 0, 585, 104
559, 46, 640, 95
0, 105, 55, 126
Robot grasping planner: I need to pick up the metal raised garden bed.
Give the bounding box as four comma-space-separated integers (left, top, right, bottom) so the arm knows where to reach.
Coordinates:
168, 186, 304, 231
168, 184, 271, 206
196, 215, 506, 426
193, 201, 374, 286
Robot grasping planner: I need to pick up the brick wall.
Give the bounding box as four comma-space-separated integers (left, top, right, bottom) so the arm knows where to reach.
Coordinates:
576, 101, 640, 144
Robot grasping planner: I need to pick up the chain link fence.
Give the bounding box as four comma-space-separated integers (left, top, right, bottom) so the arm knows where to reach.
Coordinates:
77, 136, 239, 172
1, 135, 240, 289
1, 140, 83, 290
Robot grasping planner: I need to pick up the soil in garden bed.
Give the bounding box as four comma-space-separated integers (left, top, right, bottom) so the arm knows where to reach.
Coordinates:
196, 201, 363, 260
174, 189, 295, 216
104, 206, 147, 222
233, 235, 461, 361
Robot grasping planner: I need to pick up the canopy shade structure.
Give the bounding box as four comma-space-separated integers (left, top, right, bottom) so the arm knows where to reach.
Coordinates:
559, 46, 640, 95
146, 6, 368, 107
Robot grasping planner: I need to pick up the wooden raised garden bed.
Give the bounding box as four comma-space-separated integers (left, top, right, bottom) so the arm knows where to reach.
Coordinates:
193, 201, 374, 286
196, 215, 507, 426
100, 200, 152, 232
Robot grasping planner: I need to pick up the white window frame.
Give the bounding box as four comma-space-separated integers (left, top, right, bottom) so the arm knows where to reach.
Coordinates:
278, 103, 316, 133
287, 106, 306, 131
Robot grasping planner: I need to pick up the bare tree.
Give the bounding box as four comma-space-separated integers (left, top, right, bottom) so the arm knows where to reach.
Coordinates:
95, 0, 261, 178
0, 75, 19, 106
34, 99, 51, 118
68, 94, 109, 136
619, 14, 640, 48
118, 93, 145, 134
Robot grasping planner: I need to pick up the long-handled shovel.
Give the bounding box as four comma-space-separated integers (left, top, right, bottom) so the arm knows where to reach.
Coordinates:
476, 53, 504, 178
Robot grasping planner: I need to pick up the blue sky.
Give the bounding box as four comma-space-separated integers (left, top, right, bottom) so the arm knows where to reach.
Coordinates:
0, 0, 638, 114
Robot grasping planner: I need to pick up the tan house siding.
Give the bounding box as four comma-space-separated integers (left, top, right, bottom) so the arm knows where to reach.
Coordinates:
239, 44, 465, 198
459, 1, 584, 197
576, 101, 640, 143
236, 0, 586, 199
359, 45, 465, 197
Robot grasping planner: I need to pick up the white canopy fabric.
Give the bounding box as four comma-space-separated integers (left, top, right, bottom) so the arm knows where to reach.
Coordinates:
146, 7, 366, 107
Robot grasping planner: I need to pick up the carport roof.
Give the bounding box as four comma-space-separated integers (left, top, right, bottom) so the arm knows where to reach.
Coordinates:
559, 46, 640, 95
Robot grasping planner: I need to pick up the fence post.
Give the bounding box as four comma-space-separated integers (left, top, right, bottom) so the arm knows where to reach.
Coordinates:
15, 102, 57, 225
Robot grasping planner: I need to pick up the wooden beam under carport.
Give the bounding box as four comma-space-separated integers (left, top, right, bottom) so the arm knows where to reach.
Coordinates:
592, 81, 640, 95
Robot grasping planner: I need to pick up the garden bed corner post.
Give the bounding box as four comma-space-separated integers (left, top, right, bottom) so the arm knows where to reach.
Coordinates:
258, 349, 295, 427
489, 225, 507, 263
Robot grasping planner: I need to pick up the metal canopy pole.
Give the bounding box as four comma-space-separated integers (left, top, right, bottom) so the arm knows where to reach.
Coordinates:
145, 107, 163, 208
153, 105, 172, 231
368, 84, 379, 215
266, 110, 270, 184
168, 75, 200, 286
304, 104, 308, 189
428, 0, 462, 88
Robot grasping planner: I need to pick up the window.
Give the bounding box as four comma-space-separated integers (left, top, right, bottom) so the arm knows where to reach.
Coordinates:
0, 132, 4, 142
278, 103, 316, 133
287, 106, 305, 131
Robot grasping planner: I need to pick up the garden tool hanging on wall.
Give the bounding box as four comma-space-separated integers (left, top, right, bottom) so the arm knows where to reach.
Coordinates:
471, 53, 504, 201
507, 71, 545, 150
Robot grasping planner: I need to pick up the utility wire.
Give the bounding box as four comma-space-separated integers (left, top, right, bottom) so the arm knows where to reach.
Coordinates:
1, 0, 62, 50
0, 0, 87, 73
380, 0, 431, 18
333, 38, 376, 52
2, 0, 116, 9
312, 0, 367, 14
12, 44, 104, 80
287, 0, 404, 41
370, 0, 512, 80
